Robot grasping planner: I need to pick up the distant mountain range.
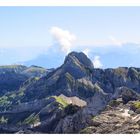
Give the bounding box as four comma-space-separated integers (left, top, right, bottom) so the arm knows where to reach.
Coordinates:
0, 52, 140, 134
23, 53, 64, 69
22, 43, 140, 69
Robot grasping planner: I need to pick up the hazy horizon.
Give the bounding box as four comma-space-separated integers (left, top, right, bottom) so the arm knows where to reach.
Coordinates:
0, 7, 140, 68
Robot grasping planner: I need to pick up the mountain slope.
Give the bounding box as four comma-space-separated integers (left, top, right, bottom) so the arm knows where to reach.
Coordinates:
0, 65, 49, 96
0, 52, 140, 133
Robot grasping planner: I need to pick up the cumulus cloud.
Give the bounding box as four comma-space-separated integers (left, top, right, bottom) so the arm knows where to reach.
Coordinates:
50, 26, 76, 54
83, 48, 90, 56
92, 55, 103, 68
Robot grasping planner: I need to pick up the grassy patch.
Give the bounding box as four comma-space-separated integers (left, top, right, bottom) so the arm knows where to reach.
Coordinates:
9, 93, 16, 99
0, 96, 10, 106
18, 91, 24, 96
133, 102, 140, 109
25, 67, 46, 74
130, 101, 140, 113
34, 77, 40, 80
53, 96, 68, 109
0, 65, 24, 69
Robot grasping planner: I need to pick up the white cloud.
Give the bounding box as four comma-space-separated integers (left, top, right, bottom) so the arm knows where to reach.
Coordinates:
92, 55, 103, 68
83, 48, 90, 56
50, 26, 76, 54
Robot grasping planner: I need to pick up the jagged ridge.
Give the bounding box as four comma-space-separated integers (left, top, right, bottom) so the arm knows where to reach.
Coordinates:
0, 52, 140, 133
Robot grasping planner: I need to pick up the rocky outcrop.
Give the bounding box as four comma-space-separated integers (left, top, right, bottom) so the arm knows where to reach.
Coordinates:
113, 87, 140, 103
54, 88, 111, 133
80, 99, 140, 134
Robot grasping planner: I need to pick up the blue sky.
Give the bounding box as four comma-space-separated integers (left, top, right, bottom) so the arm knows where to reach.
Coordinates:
0, 7, 140, 68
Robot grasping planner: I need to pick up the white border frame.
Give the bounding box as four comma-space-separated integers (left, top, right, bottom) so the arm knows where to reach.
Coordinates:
0, 1, 140, 140
0, 0, 140, 6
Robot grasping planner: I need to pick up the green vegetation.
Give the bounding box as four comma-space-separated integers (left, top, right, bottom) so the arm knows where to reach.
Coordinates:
0, 65, 25, 69
25, 66, 46, 74
34, 77, 40, 80
9, 93, 16, 99
18, 91, 24, 96
22, 113, 40, 126
0, 96, 10, 106
130, 101, 140, 113
133, 102, 140, 109
80, 126, 94, 134
0, 116, 8, 124
92, 116, 98, 121
0, 91, 23, 108
53, 96, 68, 109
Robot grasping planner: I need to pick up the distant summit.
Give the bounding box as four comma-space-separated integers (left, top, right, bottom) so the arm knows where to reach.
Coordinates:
64, 51, 94, 70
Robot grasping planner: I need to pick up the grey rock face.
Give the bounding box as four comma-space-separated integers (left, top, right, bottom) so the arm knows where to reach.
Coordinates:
64, 52, 94, 70
63, 51, 94, 79
54, 88, 111, 133
80, 99, 140, 134
113, 87, 140, 103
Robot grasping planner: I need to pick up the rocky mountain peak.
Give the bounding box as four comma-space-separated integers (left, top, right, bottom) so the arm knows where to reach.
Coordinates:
64, 51, 94, 69
2, 52, 140, 134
